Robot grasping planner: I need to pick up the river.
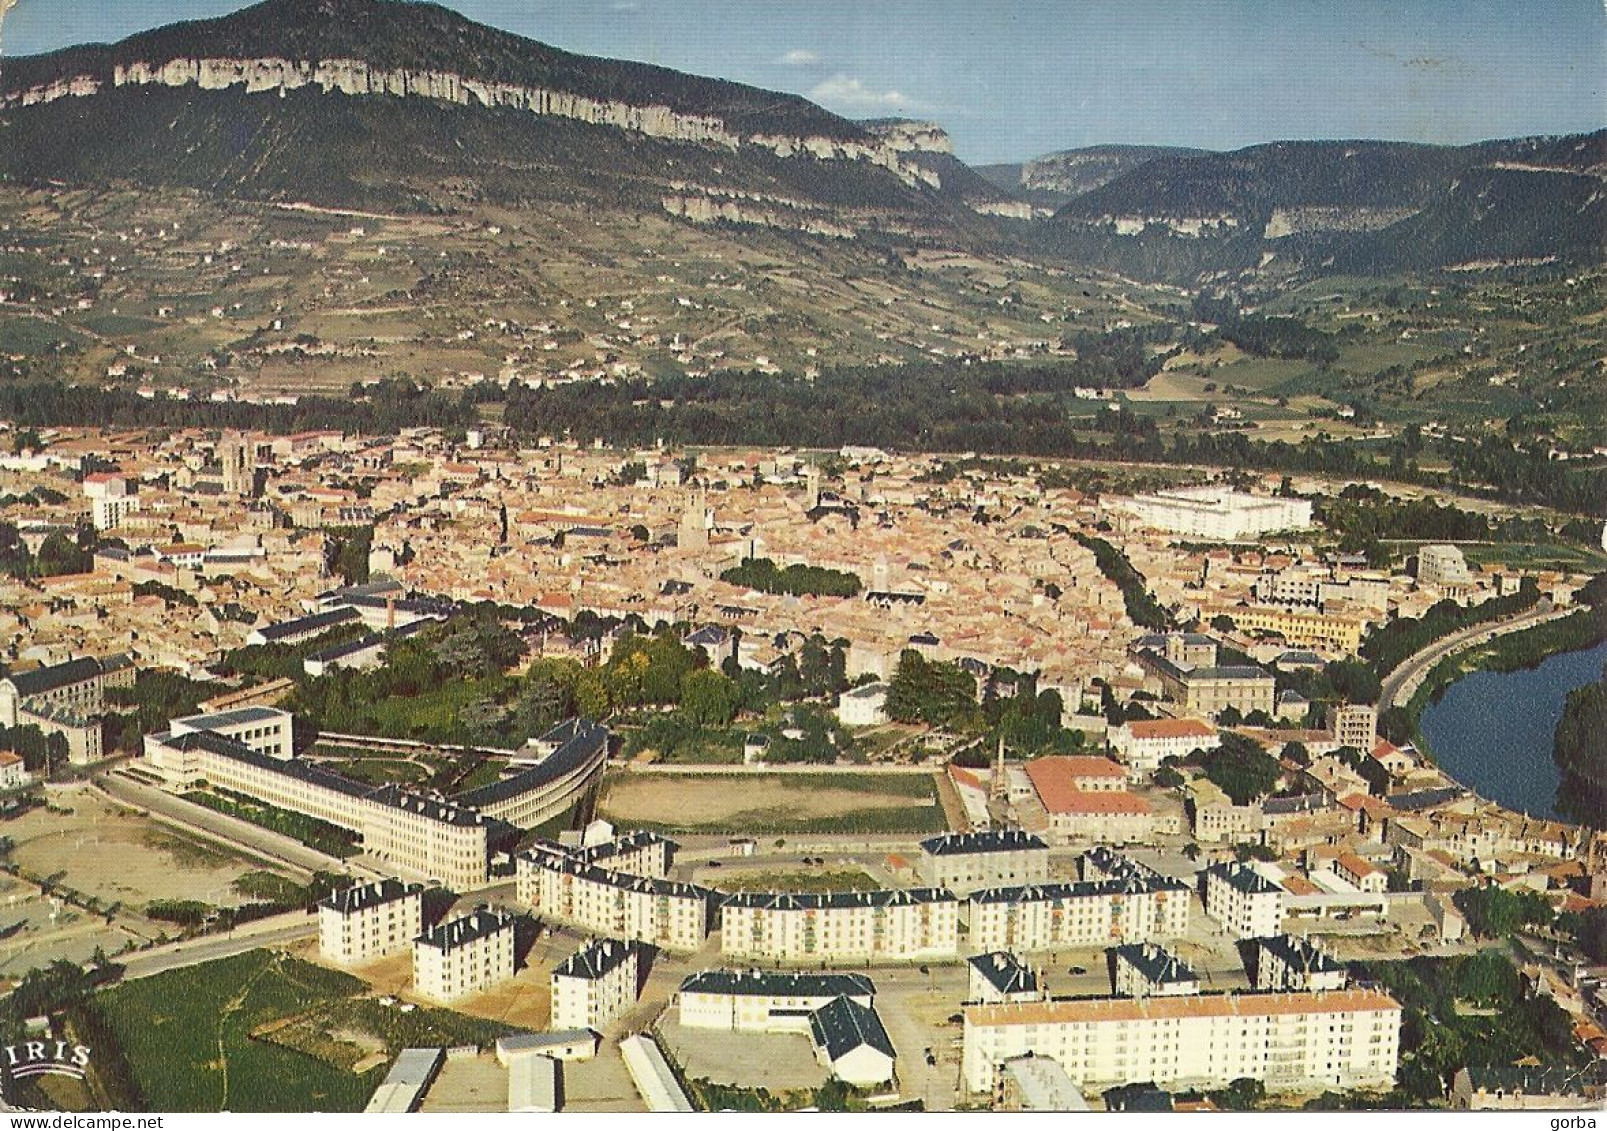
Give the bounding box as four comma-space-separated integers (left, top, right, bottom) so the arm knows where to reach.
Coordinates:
1418, 639, 1607, 821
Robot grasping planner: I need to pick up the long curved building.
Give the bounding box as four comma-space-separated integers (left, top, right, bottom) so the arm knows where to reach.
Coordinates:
455, 717, 610, 829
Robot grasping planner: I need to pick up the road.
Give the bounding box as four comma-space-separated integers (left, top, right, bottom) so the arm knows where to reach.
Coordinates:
1379, 602, 1568, 710
118, 912, 318, 980
95, 773, 381, 880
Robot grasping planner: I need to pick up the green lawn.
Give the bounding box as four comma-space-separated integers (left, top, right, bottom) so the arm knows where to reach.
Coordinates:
91, 949, 524, 1112
719, 868, 880, 893
328, 757, 432, 786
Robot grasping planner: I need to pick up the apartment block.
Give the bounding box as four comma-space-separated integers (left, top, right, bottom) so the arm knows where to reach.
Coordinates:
550, 938, 642, 1031
517, 849, 712, 951
1111, 943, 1201, 998
413, 909, 515, 1002
143, 727, 492, 890
719, 889, 960, 963
967, 951, 1041, 1005
918, 829, 1049, 894
318, 878, 424, 965
1254, 934, 1348, 992
962, 989, 1401, 1094
1202, 862, 1286, 938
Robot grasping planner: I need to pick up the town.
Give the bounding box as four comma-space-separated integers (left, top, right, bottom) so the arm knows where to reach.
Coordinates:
0, 421, 1599, 1113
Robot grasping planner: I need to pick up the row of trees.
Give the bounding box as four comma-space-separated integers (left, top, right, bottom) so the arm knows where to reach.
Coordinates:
1075, 534, 1173, 630
720, 557, 863, 599
0, 522, 96, 579
1319, 483, 1558, 553
1553, 662, 1607, 829
494, 362, 1607, 518
1361, 579, 1541, 675
0, 378, 477, 436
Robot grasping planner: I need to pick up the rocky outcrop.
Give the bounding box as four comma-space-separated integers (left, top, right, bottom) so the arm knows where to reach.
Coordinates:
1094, 214, 1241, 238
1263, 206, 1419, 239
662, 192, 855, 239
2, 55, 938, 189
860, 118, 954, 156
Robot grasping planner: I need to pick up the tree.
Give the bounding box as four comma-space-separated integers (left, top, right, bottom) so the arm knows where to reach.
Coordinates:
680, 669, 741, 727
886, 650, 976, 728
1210, 1077, 1266, 1111
1327, 660, 1382, 706
1203, 734, 1281, 805
1453, 885, 1554, 939
573, 671, 610, 719
36, 530, 91, 577
1563, 906, 1607, 963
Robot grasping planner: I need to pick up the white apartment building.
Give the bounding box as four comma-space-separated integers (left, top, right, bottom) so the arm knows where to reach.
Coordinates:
677, 970, 876, 1034
516, 849, 711, 951
550, 938, 642, 1031
962, 988, 1401, 1094
1254, 934, 1348, 992
719, 889, 960, 963
1330, 704, 1378, 752
1107, 486, 1314, 540
967, 952, 1041, 1004
967, 874, 1191, 954
1111, 943, 1201, 998
1109, 717, 1220, 776
1202, 862, 1286, 938
318, 878, 424, 966
918, 830, 1050, 894
1417, 544, 1471, 590
453, 718, 609, 829
413, 909, 515, 1002
565, 829, 674, 879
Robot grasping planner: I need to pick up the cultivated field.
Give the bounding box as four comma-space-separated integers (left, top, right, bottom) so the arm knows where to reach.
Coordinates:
596, 771, 947, 834
90, 949, 524, 1112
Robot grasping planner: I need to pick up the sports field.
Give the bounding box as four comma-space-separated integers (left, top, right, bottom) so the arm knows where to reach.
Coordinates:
596, 771, 947, 834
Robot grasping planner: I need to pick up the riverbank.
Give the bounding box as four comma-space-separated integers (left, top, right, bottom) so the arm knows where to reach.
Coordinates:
1404, 597, 1607, 822
1403, 602, 1607, 735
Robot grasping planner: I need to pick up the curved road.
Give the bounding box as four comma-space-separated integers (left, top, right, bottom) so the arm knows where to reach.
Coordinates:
1380, 601, 1568, 710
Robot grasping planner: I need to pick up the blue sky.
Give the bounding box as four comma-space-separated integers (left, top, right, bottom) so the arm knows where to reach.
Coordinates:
1, 0, 1602, 164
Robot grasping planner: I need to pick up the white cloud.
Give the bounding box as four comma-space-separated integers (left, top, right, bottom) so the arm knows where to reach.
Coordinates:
807, 74, 923, 114
776, 48, 820, 66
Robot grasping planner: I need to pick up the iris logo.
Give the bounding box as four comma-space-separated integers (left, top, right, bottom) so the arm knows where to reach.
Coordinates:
4, 1041, 92, 1083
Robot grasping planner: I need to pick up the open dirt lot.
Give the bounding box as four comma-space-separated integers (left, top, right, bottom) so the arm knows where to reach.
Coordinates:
8, 792, 279, 911
658, 1018, 826, 1092
298, 936, 553, 1031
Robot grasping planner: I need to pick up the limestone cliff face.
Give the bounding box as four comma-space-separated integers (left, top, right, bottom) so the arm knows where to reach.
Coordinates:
662, 193, 856, 239
2, 55, 937, 189
861, 119, 954, 156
